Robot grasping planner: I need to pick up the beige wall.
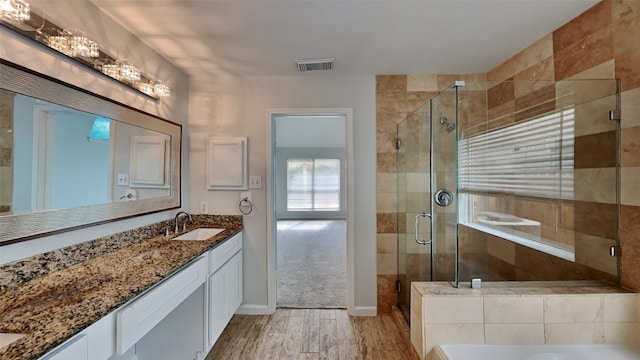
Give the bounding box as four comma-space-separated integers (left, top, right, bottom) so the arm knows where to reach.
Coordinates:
188, 75, 378, 313
376, 0, 640, 313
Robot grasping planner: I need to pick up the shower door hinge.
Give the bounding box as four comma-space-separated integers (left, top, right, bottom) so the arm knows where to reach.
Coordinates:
396, 280, 401, 293
609, 109, 621, 121
395, 138, 401, 150
610, 245, 622, 257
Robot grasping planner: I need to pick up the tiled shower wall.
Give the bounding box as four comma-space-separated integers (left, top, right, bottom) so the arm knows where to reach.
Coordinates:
375, 1, 640, 314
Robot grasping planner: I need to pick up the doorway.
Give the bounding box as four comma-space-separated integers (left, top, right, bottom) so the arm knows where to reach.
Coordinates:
267, 109, 354, 312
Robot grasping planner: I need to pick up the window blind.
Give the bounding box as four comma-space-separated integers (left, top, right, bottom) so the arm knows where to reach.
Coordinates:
458, 107, 574, 200
286, 158, 341, 211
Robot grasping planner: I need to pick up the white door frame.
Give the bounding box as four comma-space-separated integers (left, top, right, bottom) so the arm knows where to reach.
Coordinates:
266, 108, 355, 315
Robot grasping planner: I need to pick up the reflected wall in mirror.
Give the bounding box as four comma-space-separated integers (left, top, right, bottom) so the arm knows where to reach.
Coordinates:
0, 61, 181, 245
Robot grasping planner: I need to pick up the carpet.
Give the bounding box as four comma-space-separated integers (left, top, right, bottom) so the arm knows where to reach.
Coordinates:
276, 220, 347, 308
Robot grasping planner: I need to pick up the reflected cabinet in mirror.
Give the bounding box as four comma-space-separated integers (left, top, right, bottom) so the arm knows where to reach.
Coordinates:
0, 61, 181, 245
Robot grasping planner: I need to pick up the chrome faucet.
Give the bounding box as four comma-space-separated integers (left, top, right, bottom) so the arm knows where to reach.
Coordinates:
174, 211, 192, 233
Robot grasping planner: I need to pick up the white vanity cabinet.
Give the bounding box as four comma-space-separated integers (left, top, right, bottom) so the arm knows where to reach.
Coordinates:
39, 334, 88, 360
207, 231, 243, 349
37, 231, 243, 360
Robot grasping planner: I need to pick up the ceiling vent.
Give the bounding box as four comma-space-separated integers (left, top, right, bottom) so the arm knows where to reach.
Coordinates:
295, 58, 334, 72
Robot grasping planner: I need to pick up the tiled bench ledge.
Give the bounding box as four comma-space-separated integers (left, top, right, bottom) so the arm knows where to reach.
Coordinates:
411, 281, 640, 360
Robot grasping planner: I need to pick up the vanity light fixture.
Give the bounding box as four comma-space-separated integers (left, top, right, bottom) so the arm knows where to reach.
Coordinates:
40, 29, 73, 56
117, 60, 141, 82
0, 2, 172, 100
69, 30, 99, 58
152, 81, 170, 98
137, 82, 154, 97
0, 0, 30, 21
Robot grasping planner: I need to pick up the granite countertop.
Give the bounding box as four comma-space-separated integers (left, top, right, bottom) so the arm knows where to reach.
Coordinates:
0, 215, 243, 360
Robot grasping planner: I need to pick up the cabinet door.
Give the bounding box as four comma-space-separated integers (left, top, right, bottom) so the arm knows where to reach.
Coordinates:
39, 334, 88, 360
208, 267, 226, 346
225, 250, 243, 318
208, 249, 243, 348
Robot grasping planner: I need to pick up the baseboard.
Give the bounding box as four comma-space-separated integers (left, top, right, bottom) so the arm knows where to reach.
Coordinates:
350, 306, 377, 316
236, 304, 272, 315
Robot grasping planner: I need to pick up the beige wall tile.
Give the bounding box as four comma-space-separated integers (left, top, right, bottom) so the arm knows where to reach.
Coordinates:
484, 324, 545, 345
424, 324, 485, 354
487, 59, 515, 82
544, 296, 603, 323
376, 192, 397, 213
376, 173, 396, 193
622, 126, 640, 167
376, 254, 397, 275
574, 168, 618, 204
573, 94, 618, 137
621, 167, 640, 206
568, 59, 616, 80
574, 233, 618, 276
484, 296, 543, 324
407, 173, 430, 193
545, 323, 605, 344
604, 323, 640, 344
604, 294, 640, 322
514, 34, 554, 76
377, 233, 397, 255
486, 235, 516, 265
622, 87, 640, 129
408, 74, 439, 92
424, 297, 484, 324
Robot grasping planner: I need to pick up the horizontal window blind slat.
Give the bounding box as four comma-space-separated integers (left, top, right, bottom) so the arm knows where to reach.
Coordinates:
458, 107, 574, 200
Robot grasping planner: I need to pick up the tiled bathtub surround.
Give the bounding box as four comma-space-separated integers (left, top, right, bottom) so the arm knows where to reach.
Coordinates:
411, 282, 640, 360
0, 215, 242, 290
0, 214, 243, 360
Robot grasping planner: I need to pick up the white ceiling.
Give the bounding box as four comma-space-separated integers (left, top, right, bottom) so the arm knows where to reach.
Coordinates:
86, 0, 599, 78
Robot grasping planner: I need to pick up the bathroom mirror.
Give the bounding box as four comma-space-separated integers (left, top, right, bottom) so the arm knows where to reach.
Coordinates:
0, 60, 181, 245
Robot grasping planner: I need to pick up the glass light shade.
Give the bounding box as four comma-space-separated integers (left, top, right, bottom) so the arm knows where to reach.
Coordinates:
137, 82, 155, 97
46, 35, 72, 56
118, 62, 141, 82
153, 82, 170, 98
70, 34, 99, 58
101, 64, 120, 80
0, 0, 30, 21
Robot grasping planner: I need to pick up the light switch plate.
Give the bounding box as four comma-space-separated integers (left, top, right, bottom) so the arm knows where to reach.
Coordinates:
117, 174, 129, 186
249, 176, 262, 189
200, 202, 209, 214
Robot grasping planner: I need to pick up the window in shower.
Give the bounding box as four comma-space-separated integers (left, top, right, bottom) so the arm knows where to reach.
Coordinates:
286, 158, 341, 211
458, 106, 575, 259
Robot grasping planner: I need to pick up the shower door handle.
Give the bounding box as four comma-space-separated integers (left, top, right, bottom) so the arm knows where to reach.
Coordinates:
414, 212, 432, 245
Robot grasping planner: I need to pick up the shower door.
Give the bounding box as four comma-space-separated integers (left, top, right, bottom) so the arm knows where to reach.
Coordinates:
397, 85, 460, 321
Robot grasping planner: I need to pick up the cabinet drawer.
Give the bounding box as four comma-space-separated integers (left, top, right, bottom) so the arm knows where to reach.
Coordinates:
116, 256, 207, 355
208, 232, 242, 274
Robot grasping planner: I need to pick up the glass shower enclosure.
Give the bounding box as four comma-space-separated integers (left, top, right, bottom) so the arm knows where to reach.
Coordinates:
396, 83, 461, 320
396, 79, 621, 322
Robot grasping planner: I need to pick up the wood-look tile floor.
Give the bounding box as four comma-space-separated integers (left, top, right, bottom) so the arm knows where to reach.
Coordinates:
206, 308, 417, 360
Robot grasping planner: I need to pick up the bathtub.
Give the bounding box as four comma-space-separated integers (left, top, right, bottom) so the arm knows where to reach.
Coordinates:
433, 344, 640, 360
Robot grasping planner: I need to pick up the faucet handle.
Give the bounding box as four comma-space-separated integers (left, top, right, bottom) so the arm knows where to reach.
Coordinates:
182, 222, 187, 231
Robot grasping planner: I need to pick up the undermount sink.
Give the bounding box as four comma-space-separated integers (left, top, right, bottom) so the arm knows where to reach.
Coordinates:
0, 333, 26, 349
173, 228, 225, 241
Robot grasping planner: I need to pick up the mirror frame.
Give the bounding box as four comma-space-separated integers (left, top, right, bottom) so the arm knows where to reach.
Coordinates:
0, 60, 181, 245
